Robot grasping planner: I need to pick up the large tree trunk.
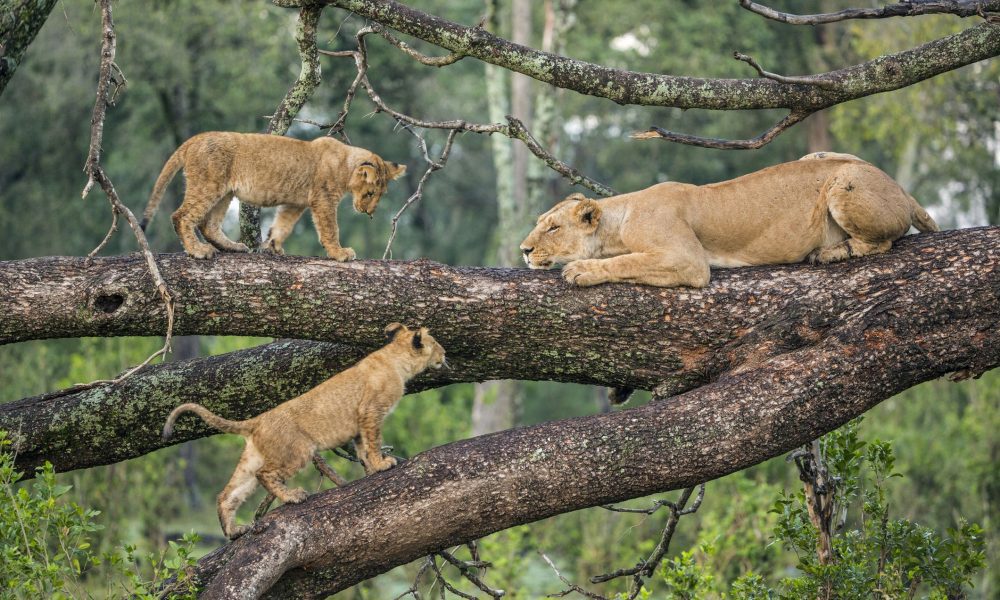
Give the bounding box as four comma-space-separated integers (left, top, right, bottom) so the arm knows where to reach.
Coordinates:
2, 227, 997, 472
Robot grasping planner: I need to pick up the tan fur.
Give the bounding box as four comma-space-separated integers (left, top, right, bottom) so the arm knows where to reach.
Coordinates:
141, 132, 406, 260
520, 153, 939, 288
161, 323, 445, 539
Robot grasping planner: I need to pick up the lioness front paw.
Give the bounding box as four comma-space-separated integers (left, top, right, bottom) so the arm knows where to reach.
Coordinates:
562, 260, 606, 286
328, 247, 356, 262
187, 243, 218, 260
285, 488, 309, 504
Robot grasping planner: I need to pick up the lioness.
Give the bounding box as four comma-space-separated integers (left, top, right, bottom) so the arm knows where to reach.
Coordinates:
520, 153, 938, 288
141, 132, 406, 260
161, 323, 446, 539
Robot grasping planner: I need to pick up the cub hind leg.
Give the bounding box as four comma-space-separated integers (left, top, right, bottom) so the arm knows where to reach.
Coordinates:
808, 164, 913, 265
201, 193, 250, 253
172, 187, 227, 259
217, 446, 263, 539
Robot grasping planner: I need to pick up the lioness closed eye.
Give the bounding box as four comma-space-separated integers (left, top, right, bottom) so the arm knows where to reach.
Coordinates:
520, 152, 938, 288
161, 323, 446, 540
141, 131, 406, 260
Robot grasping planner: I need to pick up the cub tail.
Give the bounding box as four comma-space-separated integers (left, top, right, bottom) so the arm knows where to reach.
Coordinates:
909, 195, 939, 233
162, 403, 251, 441
141, 144, 187, 231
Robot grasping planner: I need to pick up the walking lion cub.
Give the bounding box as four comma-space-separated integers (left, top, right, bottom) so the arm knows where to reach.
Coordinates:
161, 323, 446, 539
141, 132, 406, 260
520, 152, 938, 288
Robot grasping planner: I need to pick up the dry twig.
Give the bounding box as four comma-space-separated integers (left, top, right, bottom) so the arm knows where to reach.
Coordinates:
77, 0, 174, 391
738, 0, 1000, 25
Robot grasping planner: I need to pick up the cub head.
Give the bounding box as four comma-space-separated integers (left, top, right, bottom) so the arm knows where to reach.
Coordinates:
519, 193, 602, 269
383, 322, 447, 371
349, 156, 407, 217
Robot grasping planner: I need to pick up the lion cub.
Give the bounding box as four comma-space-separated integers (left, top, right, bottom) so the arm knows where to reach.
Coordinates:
520, 152, 938, 288
161, 323, 446, 539
141, 132, 406, 260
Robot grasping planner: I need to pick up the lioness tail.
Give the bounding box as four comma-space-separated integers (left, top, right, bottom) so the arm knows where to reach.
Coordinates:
909, 195, 939, 233
141, 144, 187, 231
162, 403, 251, 441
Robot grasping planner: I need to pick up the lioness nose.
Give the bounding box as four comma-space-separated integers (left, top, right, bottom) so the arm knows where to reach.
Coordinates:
521, 246, 533, 256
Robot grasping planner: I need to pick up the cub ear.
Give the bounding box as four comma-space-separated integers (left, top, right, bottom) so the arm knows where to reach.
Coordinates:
388, 162, 407, 180
384, 322, 406, 342
573, 198, 602, 230
564, 192, 588, 203
355, 162, 378, 183
411, 329, 423, 350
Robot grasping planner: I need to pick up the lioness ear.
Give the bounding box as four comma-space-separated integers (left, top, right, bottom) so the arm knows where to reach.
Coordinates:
412, 330, 423, 350
564, 192, 588, 203
573, 198, 602, 229
388, 162, 407, 180
384, 322, 405, 342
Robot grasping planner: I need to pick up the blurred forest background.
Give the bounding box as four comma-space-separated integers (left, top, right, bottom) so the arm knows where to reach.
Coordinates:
0, 0, 997, 597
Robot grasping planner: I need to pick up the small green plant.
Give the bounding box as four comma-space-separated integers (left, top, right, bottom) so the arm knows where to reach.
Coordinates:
732, 418, 986, 599
0, 431, 201, 599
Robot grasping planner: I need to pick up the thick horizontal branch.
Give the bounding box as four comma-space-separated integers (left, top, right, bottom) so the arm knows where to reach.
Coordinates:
292, 0, 1000, 111
180, 244, 998, 598
739, 0, 1000, 25
2, 228, 998, 478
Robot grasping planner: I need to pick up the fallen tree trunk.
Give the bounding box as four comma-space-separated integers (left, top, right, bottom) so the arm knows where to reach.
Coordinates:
1, 228, 997, 477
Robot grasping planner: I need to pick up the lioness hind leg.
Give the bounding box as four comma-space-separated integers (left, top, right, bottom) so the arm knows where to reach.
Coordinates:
808, 238, 892, 264
201, 194, 250, 253
810, 165, 912, 264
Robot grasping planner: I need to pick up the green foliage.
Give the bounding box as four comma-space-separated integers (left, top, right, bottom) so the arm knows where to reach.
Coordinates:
0, 431, 201, 599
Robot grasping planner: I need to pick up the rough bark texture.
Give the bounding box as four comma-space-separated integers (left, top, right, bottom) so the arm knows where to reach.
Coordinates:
2, 227, 997, 475
294, 0, 1000, 111
176, 225, 997, 598
0, 0, 58, 94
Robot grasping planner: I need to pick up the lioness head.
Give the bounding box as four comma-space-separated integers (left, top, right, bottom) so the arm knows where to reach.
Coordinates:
349, 158, 407, 216
384, 322, 447, 370
519, 193, 602, 269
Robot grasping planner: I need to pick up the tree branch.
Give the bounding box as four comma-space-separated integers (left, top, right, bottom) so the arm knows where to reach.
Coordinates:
738, 0, 1000, 25
0, 0, 59, 95
299, 0, 1000, 112
2, 228, 997, 477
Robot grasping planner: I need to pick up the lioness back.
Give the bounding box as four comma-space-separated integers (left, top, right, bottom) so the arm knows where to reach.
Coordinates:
141, 131, 406, 261
520, 154, 937, 288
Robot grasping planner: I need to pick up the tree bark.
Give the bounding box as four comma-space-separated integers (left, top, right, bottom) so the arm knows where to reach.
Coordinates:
2, 227, 997, 475
293, 0, 1000, 111
0, 0, 59, 95
170, 228, 997, 598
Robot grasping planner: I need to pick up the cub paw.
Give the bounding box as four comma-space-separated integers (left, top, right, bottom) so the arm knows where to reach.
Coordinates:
285, 488, 309, 504
226, 524, 250, 540
262, 239, 285, 255
230, 242, 251, 254
188, 244, 218, 260
562, 260, 605, 286
328, 247, 357, 262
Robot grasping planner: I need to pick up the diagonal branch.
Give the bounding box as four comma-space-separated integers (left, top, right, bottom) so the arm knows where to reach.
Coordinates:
738, 0, 1000, 25
174, 278, 997, 598
631, 110, 812, 150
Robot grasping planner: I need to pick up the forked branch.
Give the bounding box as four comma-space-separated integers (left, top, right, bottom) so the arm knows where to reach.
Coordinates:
738, 0, 1000, 25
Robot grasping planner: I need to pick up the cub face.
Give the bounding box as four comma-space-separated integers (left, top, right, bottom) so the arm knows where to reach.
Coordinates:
384, 322, 448, 370
349, 159, 407, 216
519, 193, 602, 269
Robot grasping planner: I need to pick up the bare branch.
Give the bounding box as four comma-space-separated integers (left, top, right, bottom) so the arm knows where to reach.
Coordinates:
369, 22, 466, 67
631, 110, 812, 150
739, 0, 1000, 25
437, 548, 505, 599
78, 0, 174, 391
734, 52, 839, 90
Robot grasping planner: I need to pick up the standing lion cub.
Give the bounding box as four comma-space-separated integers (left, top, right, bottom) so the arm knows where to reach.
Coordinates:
141, 132, 406, 260
520, 152, 938, 288
161, 323, 446, 539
